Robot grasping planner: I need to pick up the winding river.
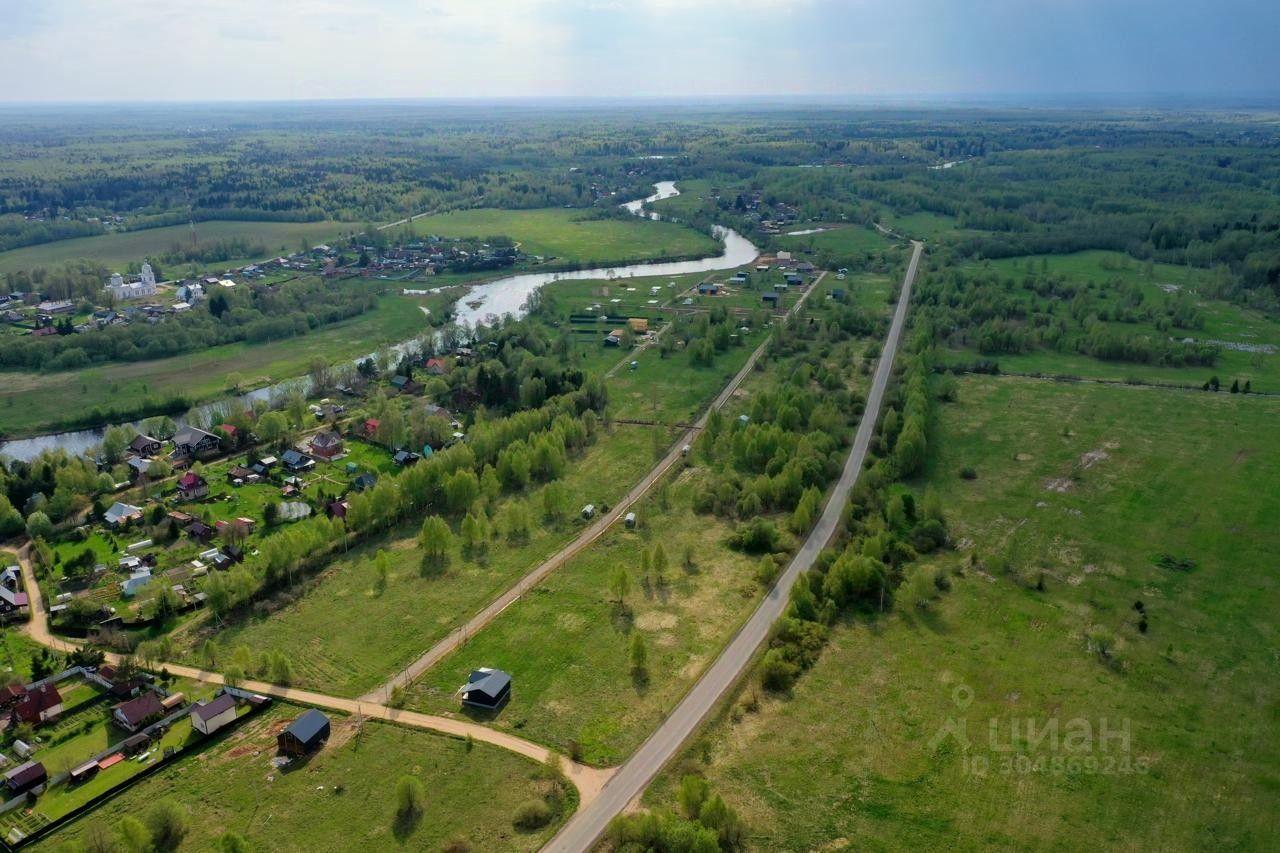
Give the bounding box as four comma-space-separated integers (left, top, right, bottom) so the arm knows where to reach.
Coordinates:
0, 181, 757, 462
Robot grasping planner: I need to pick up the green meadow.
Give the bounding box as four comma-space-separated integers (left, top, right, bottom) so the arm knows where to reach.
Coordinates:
406, 207, 719, 266
953, 250, 1280, 390
406, 312, 878, 766
181, 425, 664, 697
649, 375, 1280, 851
778, 223, 894, 256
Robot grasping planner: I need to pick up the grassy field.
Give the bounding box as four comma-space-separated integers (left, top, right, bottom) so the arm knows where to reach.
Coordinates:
0, 291, 447, 438
881, 210, 967, 241
607, 325, 769, 424
407, 207, 718, 265
181, 425, 664, 697
648, 375, 1280, 851
403, 467, 772, 767
32, 704, 568, 853
953, 251, 1280, 390
0, 220, 360, 275
778, 223, 894, 256
647, 179, 715, 219
404, 322, 874, 766
0, 629, 41, 683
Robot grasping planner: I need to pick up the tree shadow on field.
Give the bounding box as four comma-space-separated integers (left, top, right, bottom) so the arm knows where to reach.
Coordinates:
610, 602, 635, 633
898, 604, 949, 634
392, 806, 424, 842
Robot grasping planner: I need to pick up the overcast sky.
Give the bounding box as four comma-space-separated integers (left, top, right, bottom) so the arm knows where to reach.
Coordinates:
2, 0, 1276, 102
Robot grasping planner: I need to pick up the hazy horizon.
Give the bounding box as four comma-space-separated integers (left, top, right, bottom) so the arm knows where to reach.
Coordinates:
4, 0, 1277, 104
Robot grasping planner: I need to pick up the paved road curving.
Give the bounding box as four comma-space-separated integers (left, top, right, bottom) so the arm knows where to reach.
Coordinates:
361, 273, 826, 705
543, 241, 924, 852
12, 548, 614, 804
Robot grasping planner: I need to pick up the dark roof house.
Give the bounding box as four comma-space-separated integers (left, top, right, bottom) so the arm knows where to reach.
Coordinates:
277, 708, 330, 756
460, 668, 511, 710
113, 692, 165, 732
281, 450, 314, 471
172, 426, 221, 458
128, 434, 163, 456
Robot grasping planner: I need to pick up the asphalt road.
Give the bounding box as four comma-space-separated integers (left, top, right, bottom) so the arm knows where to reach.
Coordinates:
543, 240, 923, 853
362, 273, 825, 705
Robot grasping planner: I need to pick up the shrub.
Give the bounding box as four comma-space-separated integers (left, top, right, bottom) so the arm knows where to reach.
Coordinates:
959, 466, 977, 480
395, 774, 426, 819
513, 799, 553, 830
759, 648, 799, 692
728, 518, 781, 554
146, 800, 188, 852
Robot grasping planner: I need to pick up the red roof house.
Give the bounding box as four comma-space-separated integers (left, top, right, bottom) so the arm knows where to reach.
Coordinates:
10, 683, 62, 725
177, 472, 209, 501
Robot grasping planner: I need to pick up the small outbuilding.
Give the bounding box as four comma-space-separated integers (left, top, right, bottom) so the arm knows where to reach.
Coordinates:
4, 761, 46, 795
580, 504, 596, 520
277, 709, 330, 757
460, 668, 512, 710
624, 512, 637, 529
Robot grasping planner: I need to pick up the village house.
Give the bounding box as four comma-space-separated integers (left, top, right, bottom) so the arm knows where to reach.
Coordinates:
113, 692, 165, 732
185, 520, 215, 543
0, 565, 29, 617
390, 375, 423, 395
309, 431, 344, 460
94, 665, 145, 699
393, 449, 421, 467
424, 357, 449, 375
10, 683, 62, 726
36, 300, 74, 315
128, 434, 163, 457
171, 426, 221, 459
176, 472, 208, 501
103, 501, 143, 527
227, 465, 259, 485
281, 450, 314, 472
191, 693, 237, 735
120, 568, 154, 597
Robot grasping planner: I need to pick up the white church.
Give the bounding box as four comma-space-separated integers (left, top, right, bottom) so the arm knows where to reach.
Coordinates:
105, 262, 158, 301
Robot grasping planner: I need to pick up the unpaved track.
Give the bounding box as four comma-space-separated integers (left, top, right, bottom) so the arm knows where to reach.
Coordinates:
543, 241, 923, 853
14, 548, 612, 803
361, 273, 825, 705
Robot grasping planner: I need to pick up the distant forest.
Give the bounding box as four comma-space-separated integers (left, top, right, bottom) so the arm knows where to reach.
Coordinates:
0, 104, 1277, 305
